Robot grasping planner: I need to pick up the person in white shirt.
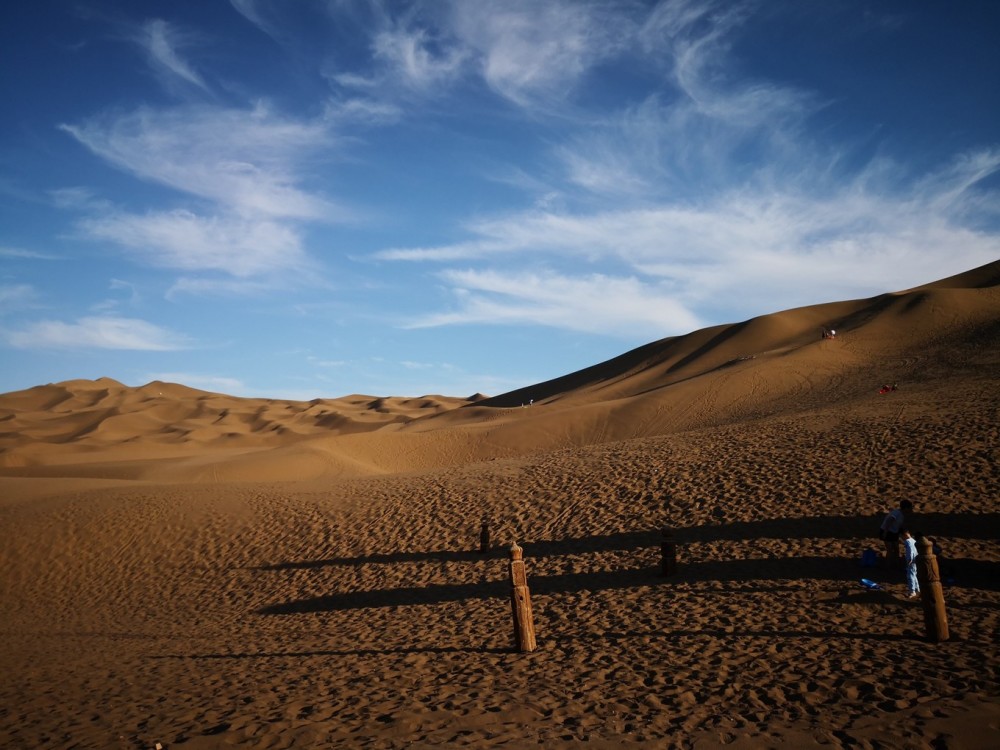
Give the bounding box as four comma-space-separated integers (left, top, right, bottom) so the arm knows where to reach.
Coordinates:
901, 529, 920, 598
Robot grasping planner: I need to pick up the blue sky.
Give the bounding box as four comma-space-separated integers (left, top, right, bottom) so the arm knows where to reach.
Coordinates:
2, 1, 998, 399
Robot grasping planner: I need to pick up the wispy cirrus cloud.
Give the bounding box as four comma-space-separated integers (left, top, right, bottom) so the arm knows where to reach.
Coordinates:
4, 316, 192, 350
374, 0, 1000, 335
165, 277, 279, 301
409, 269, 701, 337
137, 19, 210, 93
0, 246, 61, 261
449, 0, 635, 108
229, 0, 289, 46
60, 102, 343, 282
372, 26, 467, 92
80, 209, 310, 278
91, 279, 140, 313
0, 284, 40, 313
384, 149, 1000, 330
60, 104, 339, 221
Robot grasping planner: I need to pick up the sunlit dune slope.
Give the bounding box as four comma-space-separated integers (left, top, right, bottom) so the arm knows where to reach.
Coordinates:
408, 259, 999, 446
0, 379, 479, 474
0, 260, 997, 482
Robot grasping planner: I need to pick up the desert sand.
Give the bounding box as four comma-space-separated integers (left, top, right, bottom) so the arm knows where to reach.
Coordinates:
1, 261, 998, 749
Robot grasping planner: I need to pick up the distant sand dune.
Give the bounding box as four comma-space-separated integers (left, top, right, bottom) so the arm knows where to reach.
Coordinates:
1, 261, 998, 748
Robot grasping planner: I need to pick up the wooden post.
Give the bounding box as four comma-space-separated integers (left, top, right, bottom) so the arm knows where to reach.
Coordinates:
660, 526, 677, 576
916, 536, 949, 643
508, 542, 537, 653
479, 516, 490, 554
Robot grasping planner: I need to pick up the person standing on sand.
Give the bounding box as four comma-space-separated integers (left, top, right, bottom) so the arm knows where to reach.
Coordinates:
879, 499, 913, 564
901, 529, 920, 598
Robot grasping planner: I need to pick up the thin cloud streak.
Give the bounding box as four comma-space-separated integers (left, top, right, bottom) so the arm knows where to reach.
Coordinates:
165, 277, 278, 301
408, 269, 701, 337
60, 104, 340, 221
383, 151, 1000, 330
0, 247, 61, 261
0, 284, 39, 313
80, 210, 311, 278
5, 316, 193, 351
138, 19, 210, 93
449, 0, 634, 107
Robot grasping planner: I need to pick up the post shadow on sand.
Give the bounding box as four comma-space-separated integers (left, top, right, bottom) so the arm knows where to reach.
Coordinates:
151, 644, 512, 661
254, 505, 1000, 617
253, 511, 1000, 571
254, 547, 502, 571
255, 553, 999, 616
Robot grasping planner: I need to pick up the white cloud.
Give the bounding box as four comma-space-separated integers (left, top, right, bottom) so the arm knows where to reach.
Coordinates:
373, 27, 467, 91
324, 97, 403, 124
371, 1, 1000, 335
138, 19, 210, 93
383, 149, 1000, 328
0, 246, 61, 261
92, 278, 140, 312
449, 0, 634, 107
60, 104, 340, 221
165, 276, 276, 301
319, 1, 638, 110
0, 284, 39, 313
5, 316, 192, 350
80, 209, 310, 278
400, 360, 438, 370
228, 0, 283, 43
408, 269, 701, 337
49, 187, 113, 212
306, 355, 346, 368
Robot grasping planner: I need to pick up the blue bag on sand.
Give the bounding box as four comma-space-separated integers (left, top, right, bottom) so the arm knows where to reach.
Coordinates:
861, 548, 878, 568
860, 578, 881, 591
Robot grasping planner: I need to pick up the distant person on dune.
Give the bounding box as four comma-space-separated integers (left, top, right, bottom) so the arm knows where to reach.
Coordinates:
879, 499, 913, 565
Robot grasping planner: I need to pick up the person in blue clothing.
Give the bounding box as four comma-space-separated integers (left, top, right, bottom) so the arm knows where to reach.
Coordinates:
901, 529, 920, 598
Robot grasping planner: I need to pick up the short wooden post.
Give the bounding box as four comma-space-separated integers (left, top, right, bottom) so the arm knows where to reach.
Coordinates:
508, 542, 537, 653
916, 536, 949, 643
479, 516, 490, 553
660, 526, 677, 576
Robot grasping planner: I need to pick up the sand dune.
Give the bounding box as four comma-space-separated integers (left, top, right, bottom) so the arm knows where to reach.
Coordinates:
1, 261, 998, 749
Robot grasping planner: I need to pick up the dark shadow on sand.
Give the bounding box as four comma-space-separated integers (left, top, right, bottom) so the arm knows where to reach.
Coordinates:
257, 549, 999, 615
256, 548, 498, 571
257, 555, 912, 615
151, 644, 511, 660
254, 511, 1000, 572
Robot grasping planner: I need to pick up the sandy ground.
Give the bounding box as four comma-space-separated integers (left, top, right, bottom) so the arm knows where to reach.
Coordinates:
1, 262, 998, 749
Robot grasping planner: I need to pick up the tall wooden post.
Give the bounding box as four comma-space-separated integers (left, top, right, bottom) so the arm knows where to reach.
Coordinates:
508, 542, 537, 653
479, 517, 490, 554
916, 536, 949, 643
660, 526, 677, 576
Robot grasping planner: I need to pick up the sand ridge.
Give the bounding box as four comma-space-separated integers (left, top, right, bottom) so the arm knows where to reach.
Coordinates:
0, 261, 998, 748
